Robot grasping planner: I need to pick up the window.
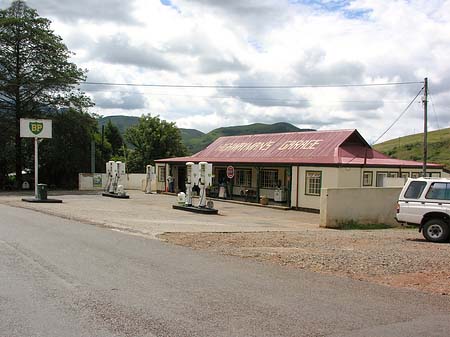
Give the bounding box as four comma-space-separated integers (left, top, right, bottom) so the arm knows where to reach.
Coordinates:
260, 170, 278, 188
235, 169, 252, 187
411, 172, 421, 178
404, 181, 427, 199
401, 172, 409, 180
426, 182, 450, 200
376, 171, 399, 187
363, 171, 373, 186
158, 166, 166, 182
305, 171, 322, 196
376, 172, 387, 187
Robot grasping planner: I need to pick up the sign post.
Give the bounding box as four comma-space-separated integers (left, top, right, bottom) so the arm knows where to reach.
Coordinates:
20, 119, 60, 203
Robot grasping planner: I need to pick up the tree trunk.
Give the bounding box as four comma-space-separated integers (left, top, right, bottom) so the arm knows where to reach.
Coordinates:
15, 111, 22, 189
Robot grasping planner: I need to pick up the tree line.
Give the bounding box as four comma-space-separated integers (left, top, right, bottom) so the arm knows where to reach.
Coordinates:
0, 1, 186, 190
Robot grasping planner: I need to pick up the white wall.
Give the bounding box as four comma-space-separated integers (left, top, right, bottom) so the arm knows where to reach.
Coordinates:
291, 166, 339, 210
320, 187, 402, 228
79, 173, 148, 191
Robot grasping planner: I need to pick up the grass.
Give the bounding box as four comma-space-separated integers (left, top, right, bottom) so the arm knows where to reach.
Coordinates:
339, 220, 393, 230
373, 127, 450, 170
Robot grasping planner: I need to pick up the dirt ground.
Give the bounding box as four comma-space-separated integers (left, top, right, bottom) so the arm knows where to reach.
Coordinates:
159, 229, 450, 296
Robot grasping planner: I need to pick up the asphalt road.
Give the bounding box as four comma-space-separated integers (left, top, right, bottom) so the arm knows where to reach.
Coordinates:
1, 204, 449, 337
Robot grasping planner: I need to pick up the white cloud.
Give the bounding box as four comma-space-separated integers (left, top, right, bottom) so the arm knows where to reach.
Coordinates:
1, 0, 450, 142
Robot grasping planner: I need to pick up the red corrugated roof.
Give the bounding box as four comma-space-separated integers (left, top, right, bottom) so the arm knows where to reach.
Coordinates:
156, 129, 443, 168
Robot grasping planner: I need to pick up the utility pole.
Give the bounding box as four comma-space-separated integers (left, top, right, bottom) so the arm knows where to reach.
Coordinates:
422, 77, 428, 177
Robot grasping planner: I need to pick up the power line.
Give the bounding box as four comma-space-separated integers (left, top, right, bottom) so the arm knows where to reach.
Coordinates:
81, 80, 423, 89
428, 91, 440, 130
82, 88, 410, 105
372, 87, 424, 145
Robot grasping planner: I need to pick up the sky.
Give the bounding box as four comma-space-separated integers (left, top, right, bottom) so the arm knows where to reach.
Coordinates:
1, 0, 450, 143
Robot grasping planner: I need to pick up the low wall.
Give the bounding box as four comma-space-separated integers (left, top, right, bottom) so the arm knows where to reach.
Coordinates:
78, 173, 148, 191
320, 187, 402, 228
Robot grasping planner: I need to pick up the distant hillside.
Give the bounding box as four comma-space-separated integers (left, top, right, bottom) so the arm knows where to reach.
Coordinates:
98, 115, 140, 134
374, 127, 450, 170
97, 116, 313, 155
185, 122, 314, 154
180, 128, 205, 146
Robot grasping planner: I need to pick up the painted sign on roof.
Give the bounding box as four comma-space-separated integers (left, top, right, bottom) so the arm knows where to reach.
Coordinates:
192, 130, 355, 162
156, 129, 443, 168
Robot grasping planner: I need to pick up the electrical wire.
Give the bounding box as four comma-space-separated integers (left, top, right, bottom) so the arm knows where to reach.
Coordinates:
82, 88, 410, 105
428, 91, 440, 130
372, 87, 424, 145
81, 80, 423, 89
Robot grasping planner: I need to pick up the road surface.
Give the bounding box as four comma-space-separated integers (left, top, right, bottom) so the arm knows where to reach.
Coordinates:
1, 204, 449, 337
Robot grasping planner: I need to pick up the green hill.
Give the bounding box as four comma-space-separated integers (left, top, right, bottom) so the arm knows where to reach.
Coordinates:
180, 128, 205, 146
97, 116, 312, 155
98, 115, 140, 134
374, 128, 450, 170
185, 122, 313, 154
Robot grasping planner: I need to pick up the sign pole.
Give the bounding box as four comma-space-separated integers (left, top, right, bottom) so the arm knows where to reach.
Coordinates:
20, 118, 61, 203
34, 137, 38, 198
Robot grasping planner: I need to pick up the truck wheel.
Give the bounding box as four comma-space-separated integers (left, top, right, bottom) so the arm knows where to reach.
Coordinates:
422, 219, 450, 243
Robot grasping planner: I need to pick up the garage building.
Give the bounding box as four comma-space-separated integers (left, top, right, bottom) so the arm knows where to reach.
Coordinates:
155, 129, 446, 211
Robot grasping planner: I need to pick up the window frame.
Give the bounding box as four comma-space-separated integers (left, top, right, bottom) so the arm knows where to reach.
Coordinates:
234, 168, 252, 187
158, 166, 166, 182
305, 171, 322, 196
362, 171, 373, 186
260, 169, 278, 189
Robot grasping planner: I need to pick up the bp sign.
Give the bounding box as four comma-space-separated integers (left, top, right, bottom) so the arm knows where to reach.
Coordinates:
226, 166, 235, 179
20, 119, 52, 138
19, 118, 52, 200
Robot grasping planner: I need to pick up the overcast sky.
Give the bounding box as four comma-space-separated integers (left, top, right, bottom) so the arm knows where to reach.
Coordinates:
2, 0, 450, 143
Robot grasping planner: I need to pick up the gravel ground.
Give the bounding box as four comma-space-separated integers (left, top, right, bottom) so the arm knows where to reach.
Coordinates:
159, 228, 450, 296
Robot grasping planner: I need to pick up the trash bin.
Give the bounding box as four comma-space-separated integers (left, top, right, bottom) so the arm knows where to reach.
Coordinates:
37, 184, 47, 200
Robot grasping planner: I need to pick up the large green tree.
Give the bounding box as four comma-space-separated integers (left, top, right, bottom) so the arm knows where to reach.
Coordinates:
125, 114, 187, 172
0, 0, 91, 188
39, 108, 104, 188
104, 119, 123, 157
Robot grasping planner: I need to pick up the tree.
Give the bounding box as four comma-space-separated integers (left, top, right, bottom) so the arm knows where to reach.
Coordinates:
0, 0, 92, 188
125, 114, 187, 172
104, 119, 123, 157
38, 108, 104, 188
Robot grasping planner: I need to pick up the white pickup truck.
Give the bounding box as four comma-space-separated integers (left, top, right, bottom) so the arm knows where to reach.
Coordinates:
396, 177, 450, 243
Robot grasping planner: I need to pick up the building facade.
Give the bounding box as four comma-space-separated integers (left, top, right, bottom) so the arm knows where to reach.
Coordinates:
155, 130, 447, 211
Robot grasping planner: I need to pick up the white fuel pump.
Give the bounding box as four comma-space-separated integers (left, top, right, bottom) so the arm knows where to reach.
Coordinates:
198, 161, 212, 207
102, 161, 129, 198
105, 161, 115, 193
185, 162, 198, 206
145, 164, 156, 194
114, 161, 126, 195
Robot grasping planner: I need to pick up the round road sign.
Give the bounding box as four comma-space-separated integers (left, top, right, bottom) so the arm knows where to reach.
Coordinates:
226, 166, 235, 179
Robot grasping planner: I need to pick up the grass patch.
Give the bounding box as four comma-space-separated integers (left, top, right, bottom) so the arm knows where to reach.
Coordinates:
339, 220, 393, 230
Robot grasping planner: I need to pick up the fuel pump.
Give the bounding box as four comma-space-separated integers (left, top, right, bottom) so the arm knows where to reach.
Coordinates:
105, 161, 115, 193
112, 161, 125, 194
145, 165, 156, 194
102, 161, 129, 198
185, 162, 198, 206
198, 161, 212, 208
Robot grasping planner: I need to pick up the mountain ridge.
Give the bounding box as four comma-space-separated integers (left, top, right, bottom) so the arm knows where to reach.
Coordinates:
98, 116, 313, 154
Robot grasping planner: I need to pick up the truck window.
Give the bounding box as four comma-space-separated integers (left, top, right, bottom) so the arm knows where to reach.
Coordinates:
425, 182, 450, 200
404, 181, 427, 199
